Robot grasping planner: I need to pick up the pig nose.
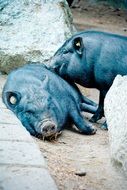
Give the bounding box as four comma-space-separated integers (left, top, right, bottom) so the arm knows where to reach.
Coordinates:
42, 122, 56, 134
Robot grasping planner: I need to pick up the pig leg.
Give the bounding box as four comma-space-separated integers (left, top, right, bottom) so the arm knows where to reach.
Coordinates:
101, 121, 108, 130
69, 81, 97, 107
90, 90, 106, 123
81, 95, 97, 107
70, 109, 96, 135
80, 102, 97, 114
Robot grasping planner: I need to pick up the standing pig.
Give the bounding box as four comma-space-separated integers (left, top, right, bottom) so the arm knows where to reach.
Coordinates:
2, 63, 97, 138
48, 30, 127, 127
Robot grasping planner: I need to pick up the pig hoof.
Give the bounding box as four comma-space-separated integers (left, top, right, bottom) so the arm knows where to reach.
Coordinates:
89, 117, 98, 123
90, 112, 103, 123
84, 126, 97, 135
100, 122, 108, 130
91, 127, 97, 135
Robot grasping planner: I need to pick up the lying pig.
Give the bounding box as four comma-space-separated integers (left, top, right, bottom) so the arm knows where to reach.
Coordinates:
2, 63, 97, 138
48, 30, 127, 128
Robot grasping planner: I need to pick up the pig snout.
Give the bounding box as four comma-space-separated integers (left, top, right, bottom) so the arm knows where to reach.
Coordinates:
40, 121, 57, 137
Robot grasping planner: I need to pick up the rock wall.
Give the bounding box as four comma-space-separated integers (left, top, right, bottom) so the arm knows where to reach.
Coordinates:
104, 75, 127, 176
0, 0, 75, 73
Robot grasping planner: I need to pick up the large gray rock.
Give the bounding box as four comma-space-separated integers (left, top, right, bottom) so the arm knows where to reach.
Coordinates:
104, 75, 127, 175
0, 0, 75, 73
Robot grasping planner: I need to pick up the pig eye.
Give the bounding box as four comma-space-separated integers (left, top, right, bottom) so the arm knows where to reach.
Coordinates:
54, 66, 59, 73
26, 110, 35, 115
63, 49, 68, 54
69, 49, 73, 53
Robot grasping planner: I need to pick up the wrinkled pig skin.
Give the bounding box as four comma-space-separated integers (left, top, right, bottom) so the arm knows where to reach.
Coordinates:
2, 63, 97, 138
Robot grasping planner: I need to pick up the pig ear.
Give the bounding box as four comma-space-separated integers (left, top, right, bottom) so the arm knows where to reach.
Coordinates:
41, 75, 49, 89
73, 37, 84, 56
5, 91, 21, 108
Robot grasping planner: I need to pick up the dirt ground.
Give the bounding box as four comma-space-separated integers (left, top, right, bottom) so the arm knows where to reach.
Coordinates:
71, 0, 127, 35
36, 1, 127, 190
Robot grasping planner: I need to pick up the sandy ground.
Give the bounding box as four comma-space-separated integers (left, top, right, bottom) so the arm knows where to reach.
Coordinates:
36, 1, 127, 190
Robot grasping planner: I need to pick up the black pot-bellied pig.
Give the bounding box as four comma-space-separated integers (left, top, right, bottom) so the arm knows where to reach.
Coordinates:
2, 63, 97, 138
48, 30, 127, 128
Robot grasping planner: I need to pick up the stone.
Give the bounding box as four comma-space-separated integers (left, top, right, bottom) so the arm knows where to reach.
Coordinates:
0, 141, 46, 167
0, 74, 6, 97
0, 98, 6, 108
0, 123, 33, 142
0, 104, 21, 125
0, 166, 58, 190
104, 75, 127, 175
0, 0, 75, 73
